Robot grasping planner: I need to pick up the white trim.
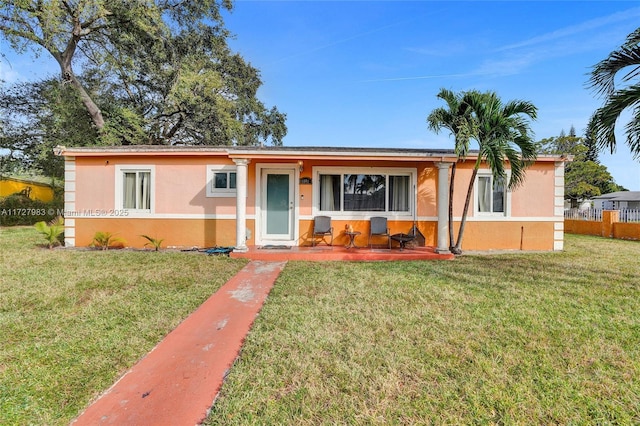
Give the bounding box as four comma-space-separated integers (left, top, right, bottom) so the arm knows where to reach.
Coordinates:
461, 216, 562, 222
67, 213, 561, 222
254, 163, 300, 246
473, 170, 511, 217
64, 157, 76, 247
206, 164, 237, 197
62, 213, 250, 220
312, 166, 417, 217
115, 165, 155, 215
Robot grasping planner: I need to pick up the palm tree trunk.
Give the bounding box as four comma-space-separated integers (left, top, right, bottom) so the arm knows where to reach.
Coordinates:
452, 167, 478, 254
448, 162, 456, 250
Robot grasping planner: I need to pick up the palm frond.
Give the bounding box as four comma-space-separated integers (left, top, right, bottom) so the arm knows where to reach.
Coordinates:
589, 84, 640, 153
625, 104, 640, 160
589, 42, 640, 97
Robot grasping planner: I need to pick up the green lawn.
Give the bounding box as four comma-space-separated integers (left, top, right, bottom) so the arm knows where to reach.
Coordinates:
0, 226, 247, 425
207, 234, 640, 425
2, 228, 639, 425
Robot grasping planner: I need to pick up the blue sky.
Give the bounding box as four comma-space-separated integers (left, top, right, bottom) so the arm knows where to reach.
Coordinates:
1, 1, 639, 190
219, 0, 640, 190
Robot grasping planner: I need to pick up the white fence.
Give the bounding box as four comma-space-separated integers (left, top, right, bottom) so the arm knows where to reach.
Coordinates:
564, 208, 640, 223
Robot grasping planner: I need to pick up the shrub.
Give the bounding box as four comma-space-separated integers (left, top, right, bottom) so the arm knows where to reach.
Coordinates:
140, 235, 164, 251
34, 216, 65, 249
0, 194, 63, 226
91, 231, 125, 251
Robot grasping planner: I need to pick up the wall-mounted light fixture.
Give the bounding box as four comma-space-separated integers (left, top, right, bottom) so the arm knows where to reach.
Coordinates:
298, 160, 304, 172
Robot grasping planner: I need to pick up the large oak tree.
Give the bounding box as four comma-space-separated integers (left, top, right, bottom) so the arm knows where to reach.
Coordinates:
0, 1, 286, 150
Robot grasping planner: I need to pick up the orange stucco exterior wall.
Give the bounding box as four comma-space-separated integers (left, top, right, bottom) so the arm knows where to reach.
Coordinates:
74, 218, 247, 248
67, 153, 561, 250
452, 221, 555, 251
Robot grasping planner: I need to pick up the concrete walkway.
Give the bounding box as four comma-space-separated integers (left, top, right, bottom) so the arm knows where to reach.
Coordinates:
71, 260, 286, 426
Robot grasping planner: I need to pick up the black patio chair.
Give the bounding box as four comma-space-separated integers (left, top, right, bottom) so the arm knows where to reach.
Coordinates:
312, 216, 333, 246
368, 216, 391, 249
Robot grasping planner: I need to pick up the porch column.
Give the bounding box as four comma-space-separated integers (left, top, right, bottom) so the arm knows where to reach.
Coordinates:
233, 158, 250, 252
435, 162, 452, 254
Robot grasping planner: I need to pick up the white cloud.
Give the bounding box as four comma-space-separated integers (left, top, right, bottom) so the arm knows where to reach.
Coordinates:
496, 7, 640, 52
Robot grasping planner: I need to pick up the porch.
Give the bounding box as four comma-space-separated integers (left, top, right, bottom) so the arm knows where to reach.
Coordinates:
230, 244, 455, 261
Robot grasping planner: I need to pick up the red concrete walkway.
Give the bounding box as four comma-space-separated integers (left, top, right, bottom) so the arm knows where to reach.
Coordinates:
71, 260, 286, 426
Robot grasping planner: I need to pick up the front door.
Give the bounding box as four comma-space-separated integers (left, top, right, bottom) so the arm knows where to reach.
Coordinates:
261, 169, 295, 244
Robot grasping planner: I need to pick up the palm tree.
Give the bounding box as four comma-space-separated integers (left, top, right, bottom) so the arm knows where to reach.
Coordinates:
427, 89, 476, 250
588, 27, 640, 159
452, 91, 538, 254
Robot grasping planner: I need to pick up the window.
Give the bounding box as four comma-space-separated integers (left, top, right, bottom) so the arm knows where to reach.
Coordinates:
214, 171, 236, 190
317, 168, 413, 215
476, 173, 507, 215
116, 166, 154, 212
207, 165, 237, 197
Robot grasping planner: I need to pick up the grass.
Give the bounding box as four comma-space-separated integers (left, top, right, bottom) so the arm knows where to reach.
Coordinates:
207, 234, 640, 425
2, 228, 639, 425
0, 226, 247, 426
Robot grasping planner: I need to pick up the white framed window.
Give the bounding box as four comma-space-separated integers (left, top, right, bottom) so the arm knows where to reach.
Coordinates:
314, 167, 415, 216
206, 165, 237, 197
115, 165, 155, 213
475, 171, 510, 216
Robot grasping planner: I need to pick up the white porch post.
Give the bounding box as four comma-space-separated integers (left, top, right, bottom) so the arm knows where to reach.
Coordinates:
233, 158, 250, 252
435, 162, 452, 254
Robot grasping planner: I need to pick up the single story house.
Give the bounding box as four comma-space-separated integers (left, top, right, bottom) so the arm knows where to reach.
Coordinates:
54, 145, 567, 252
592, 191, 640, 210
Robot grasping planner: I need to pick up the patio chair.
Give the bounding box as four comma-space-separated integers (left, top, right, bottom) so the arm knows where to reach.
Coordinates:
368, 216, 391, 249
312, 216, 333, 246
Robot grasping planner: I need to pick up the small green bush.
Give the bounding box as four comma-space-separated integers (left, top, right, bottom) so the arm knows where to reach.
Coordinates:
34, 216, 65, 249
0, 194, 63, 226
91, 231, 125, 250
141, 235, 164, 251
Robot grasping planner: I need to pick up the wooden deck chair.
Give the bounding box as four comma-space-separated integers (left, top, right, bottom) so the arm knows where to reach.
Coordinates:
312, 216, 333, 246
369, 216, 391, 249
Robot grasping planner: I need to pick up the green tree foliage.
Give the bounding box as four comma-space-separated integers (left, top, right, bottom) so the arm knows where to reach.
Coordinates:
587, 27, 640, 159
536, 129, 626, 207
428, 89, 538, 254
0, 78, 97, 177
0, 0, 286, 160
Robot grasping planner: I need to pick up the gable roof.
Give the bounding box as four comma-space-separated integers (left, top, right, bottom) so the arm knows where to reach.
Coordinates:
592, 191, 640, 202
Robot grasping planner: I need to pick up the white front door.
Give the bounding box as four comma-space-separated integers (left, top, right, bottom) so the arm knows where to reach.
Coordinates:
260, 168, 295, 244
